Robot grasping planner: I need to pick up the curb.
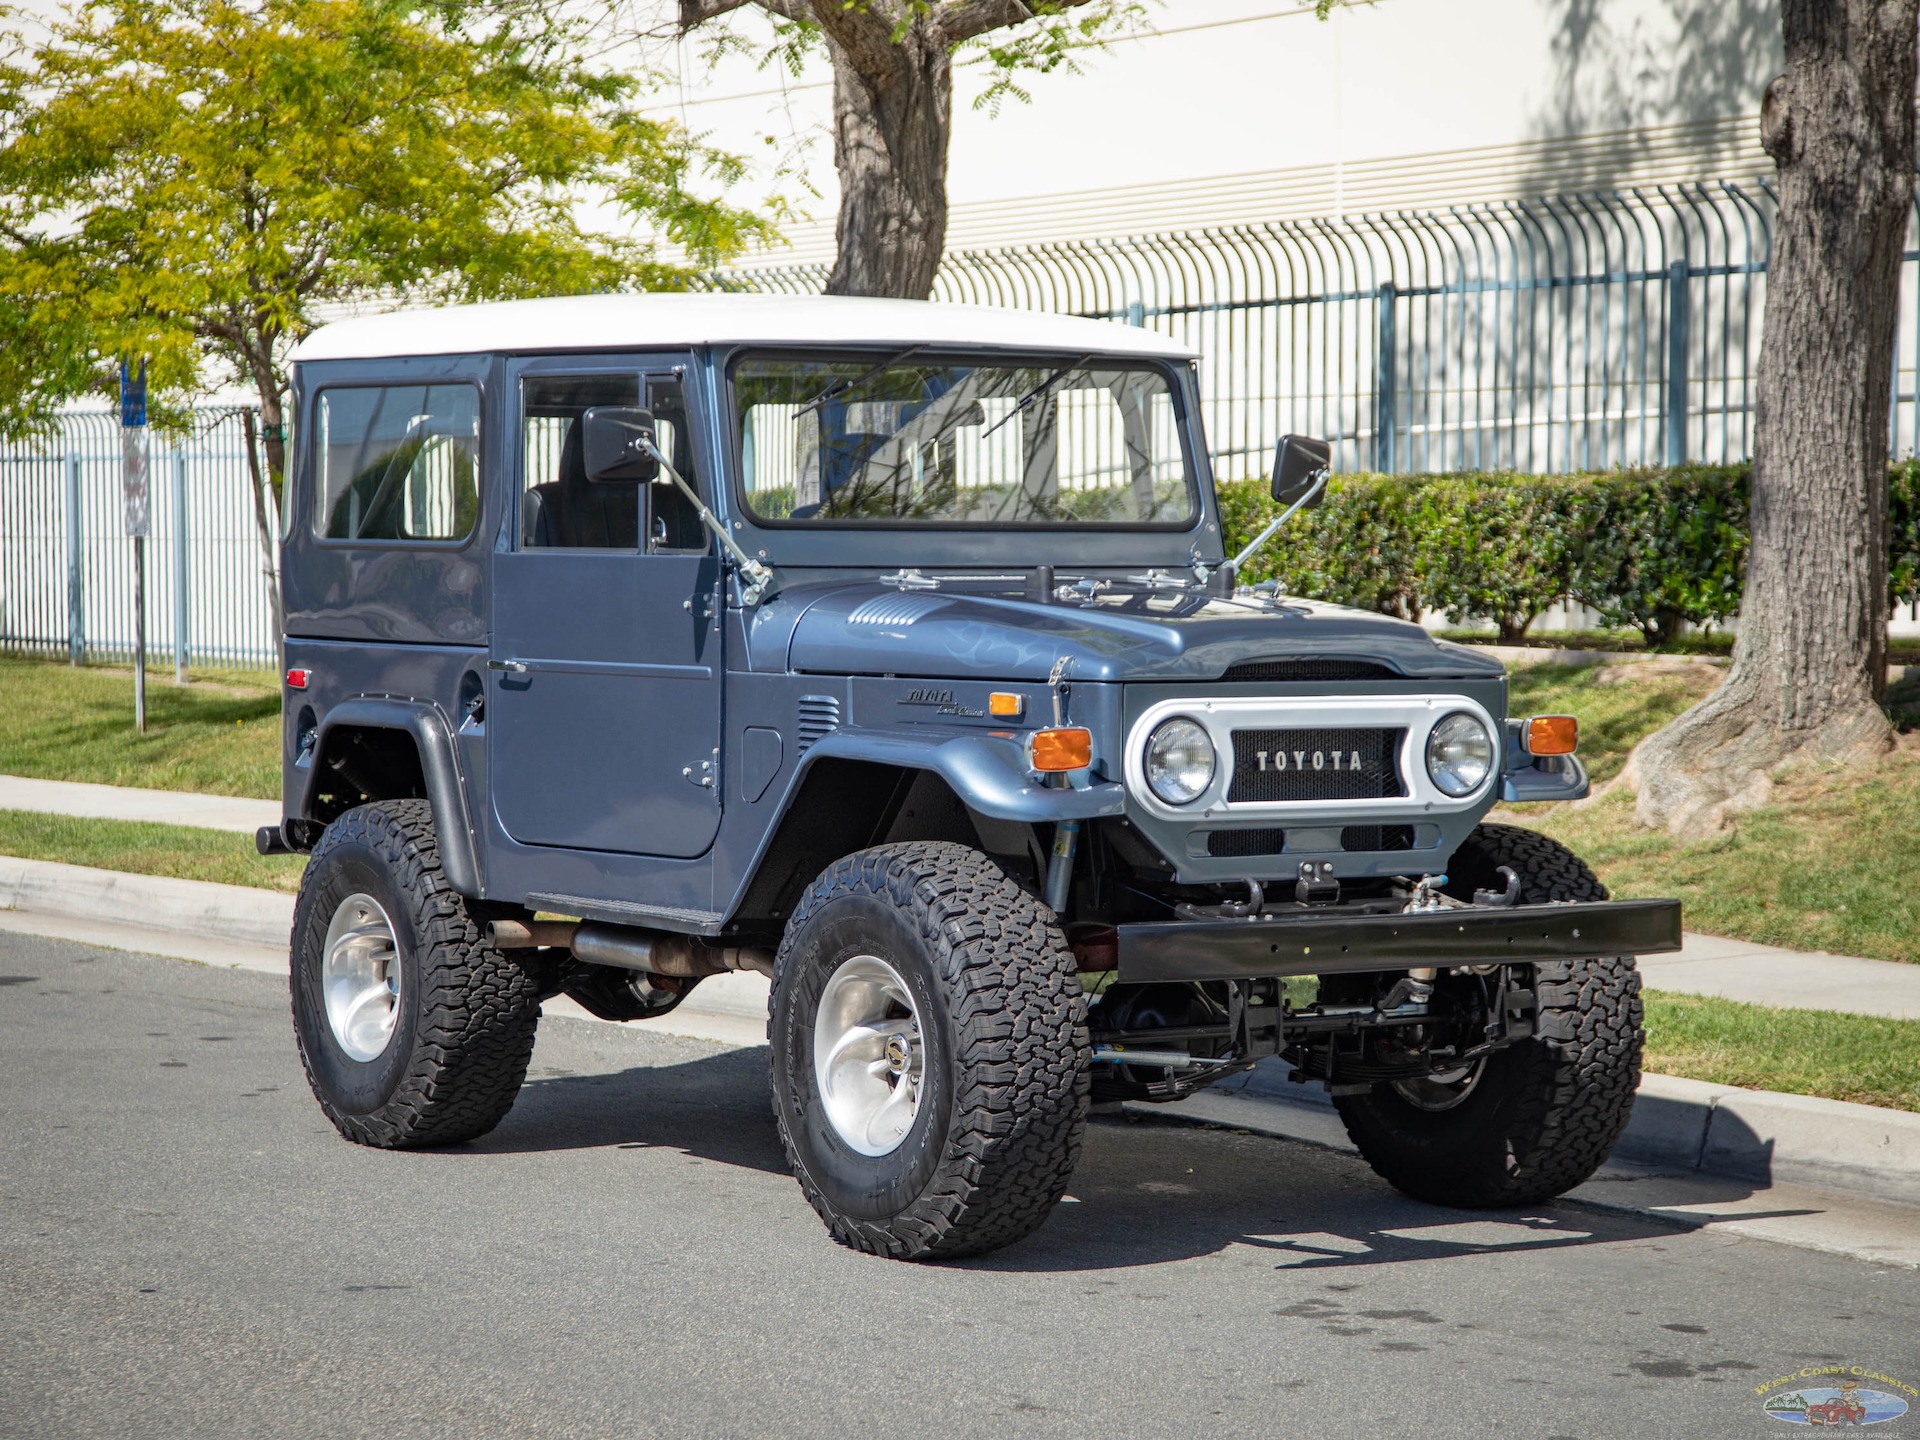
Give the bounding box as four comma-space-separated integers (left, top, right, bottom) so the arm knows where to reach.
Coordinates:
1171, 1058, 1920, 1212
0, 855, 293, 950
1615, 1073, 1920, 1204
3, 854, 1915, 1211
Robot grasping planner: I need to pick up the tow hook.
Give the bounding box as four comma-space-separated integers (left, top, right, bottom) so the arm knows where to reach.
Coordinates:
1473, 866, 1522, 908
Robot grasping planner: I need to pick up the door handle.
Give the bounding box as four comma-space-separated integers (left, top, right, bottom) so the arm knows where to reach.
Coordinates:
487, 659, 527, 674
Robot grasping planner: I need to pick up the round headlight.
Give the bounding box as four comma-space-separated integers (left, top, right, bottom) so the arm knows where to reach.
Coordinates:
1144, 717, 1216, 806
1426, 712, 1494, 797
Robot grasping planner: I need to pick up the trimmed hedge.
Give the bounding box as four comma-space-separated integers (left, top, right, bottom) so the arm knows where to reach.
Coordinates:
1219, 461, 1920, 644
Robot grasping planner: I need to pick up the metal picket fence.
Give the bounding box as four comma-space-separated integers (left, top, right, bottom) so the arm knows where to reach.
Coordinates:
715, 179, 1920, 482
9, 174, 1920, 664
0, 408, 277, 672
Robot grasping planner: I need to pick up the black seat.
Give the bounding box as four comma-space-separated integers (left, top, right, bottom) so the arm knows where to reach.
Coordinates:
524, 420, 640, 548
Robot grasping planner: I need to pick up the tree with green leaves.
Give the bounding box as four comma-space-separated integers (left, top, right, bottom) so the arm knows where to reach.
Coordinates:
675, 0, 1147, 298
0, 0, 770, 488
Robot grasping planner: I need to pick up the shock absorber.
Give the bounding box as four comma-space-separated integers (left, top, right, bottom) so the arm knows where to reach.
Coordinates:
1044, 819, 1080, 914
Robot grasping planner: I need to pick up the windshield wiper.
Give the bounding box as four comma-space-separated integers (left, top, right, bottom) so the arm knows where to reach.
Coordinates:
981, 355, 1090, 439
794, 345, 926, 420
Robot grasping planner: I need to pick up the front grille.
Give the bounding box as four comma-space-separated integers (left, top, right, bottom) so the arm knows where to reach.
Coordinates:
1224, 658, 1398, 682
1226, 727, 1406, 803
1340, 824, 1416, 852
1206, 827, 1288, 857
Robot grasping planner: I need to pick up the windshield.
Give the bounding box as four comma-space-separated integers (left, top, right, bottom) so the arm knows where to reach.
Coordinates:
733, 353, 1196, 527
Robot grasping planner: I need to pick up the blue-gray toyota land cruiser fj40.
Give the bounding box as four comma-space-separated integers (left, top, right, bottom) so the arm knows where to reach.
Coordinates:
266, 293, 1681, 1261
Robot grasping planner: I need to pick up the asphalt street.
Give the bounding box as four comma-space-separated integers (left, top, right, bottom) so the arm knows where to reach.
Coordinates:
3, 931, 1916, 1440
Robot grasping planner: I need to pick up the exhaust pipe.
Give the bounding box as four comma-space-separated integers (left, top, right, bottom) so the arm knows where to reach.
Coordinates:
487, 918, 774, 980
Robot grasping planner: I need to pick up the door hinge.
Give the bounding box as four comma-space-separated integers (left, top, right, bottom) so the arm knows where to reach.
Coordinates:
682, 749, 718, 790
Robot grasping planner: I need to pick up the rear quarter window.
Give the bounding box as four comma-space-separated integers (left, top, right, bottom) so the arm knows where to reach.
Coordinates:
314, 383, 481, 543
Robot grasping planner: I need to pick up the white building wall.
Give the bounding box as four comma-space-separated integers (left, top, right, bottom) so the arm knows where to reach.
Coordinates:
651, 0, 1782, 263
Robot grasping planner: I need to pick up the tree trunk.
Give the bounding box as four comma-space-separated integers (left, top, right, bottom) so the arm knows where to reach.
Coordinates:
1497, 614, 1537, 646
259, 385, 288, 498
1629, 0, 1915, 837
821, 25, 951, 299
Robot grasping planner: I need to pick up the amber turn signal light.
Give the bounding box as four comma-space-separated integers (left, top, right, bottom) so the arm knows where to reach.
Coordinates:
989, 692, 1025, 718
1526, 715, 1578, 755
1029, 727, 1093, 772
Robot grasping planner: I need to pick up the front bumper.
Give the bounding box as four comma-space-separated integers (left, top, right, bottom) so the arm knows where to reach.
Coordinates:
1115, 897, 1682, 984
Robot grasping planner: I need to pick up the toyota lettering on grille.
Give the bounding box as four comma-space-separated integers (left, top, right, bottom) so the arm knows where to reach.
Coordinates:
1252, 748, 1364, 772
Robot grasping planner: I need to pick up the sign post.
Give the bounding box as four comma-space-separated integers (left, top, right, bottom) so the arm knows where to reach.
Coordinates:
120, 362, 149, 733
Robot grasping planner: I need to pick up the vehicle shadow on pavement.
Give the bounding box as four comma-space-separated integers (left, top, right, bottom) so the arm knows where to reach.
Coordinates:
471, 1046, 787, 1176
962, 1115, 1764, 1274
469, 1045, 1788, 1272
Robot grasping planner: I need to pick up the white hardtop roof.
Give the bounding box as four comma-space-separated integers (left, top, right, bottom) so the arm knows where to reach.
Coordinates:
290, 293, 1197, 364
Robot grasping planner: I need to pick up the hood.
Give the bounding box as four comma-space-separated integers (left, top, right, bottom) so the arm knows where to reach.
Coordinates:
778, 582, 1504, 683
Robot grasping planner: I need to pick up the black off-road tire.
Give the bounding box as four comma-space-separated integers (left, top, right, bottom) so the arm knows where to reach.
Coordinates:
1333, 823, 1644, 1208
769, 842, 1090, 1262
291, 799, 540, 1148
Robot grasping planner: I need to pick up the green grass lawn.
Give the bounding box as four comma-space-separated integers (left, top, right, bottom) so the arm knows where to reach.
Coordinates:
1503, 661, 1920, 962
0, 656, 281, 798
0, 808, 305, 892
1507, 658, 1721, 784
1644, 990, 1920, 1113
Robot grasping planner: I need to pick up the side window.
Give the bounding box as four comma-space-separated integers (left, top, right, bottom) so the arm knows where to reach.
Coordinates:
644, 375, 707, 553
314, 384, 479, 542
520, 372, 708, 553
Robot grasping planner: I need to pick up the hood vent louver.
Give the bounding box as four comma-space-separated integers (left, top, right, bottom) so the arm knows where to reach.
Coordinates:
1224, 658, 1399, 682
848, 593, 952, 628
797, 695, 842, 752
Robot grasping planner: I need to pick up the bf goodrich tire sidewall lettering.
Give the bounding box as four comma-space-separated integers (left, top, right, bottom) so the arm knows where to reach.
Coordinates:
293, 840, 415, 1116
775, 895, 953, 1221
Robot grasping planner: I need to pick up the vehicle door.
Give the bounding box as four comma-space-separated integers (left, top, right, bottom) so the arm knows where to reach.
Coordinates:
488, 356, 724, 857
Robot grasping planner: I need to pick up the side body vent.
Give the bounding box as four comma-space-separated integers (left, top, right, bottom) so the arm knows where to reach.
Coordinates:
1224, 658, 1399, 682
797, 695, 842, 753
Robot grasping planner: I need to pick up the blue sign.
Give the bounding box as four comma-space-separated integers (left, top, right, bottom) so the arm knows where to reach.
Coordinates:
118, 360, 150, 537
119, 361, 146, 429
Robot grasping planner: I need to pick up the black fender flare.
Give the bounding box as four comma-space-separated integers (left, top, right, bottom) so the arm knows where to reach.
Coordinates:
298, 698, 484, 898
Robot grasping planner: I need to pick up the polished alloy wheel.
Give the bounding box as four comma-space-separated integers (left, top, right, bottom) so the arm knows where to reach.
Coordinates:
813, 954, 925, 1157
1391, 1058, 1486, 1112
321, 892, 402, 1062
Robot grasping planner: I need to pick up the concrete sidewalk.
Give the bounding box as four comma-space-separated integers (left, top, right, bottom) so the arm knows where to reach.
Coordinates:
1640, 931, 1920, 1018
0, 774, 278, 836
9, 769, 1920, 1020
